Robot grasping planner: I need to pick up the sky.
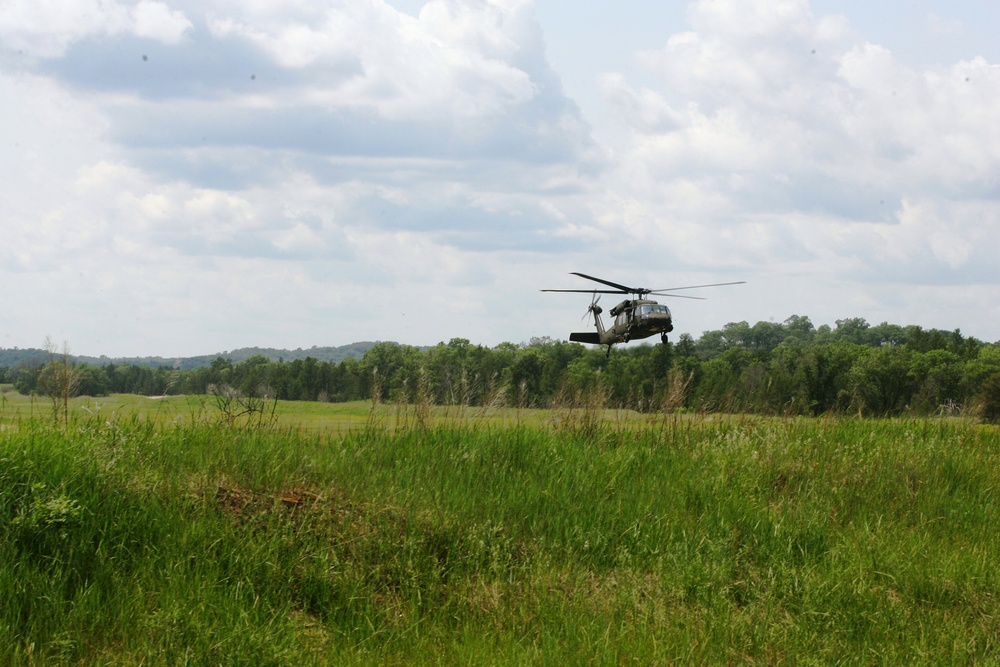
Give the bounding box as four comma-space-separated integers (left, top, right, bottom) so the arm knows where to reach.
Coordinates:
2, 0, 999, 358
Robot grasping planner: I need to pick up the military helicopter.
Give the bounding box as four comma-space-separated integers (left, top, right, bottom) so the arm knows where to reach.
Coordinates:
543, 272, 745, 356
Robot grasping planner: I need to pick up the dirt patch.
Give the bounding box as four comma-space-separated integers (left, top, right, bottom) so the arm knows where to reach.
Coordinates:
215, 485, 323, 515
212, 484, 360, 523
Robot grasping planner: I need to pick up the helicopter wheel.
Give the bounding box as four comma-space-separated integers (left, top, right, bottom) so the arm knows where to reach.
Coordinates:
661, 333, 669, 345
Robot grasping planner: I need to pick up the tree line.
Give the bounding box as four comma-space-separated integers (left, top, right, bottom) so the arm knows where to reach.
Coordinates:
3, 315, 1000, 419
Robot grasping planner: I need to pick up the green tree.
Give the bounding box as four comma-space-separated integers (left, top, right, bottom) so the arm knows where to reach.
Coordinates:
908, 349, 962, 414
762, 345, 808, 414
782, 315, 816, 346
977, 372, 1000, 423
360, 342, 421, 402
75, 364, 109, 397
849, 345, 914, 415
9, 364, 40, 395
797, 343, 862, 414
833, 317, 871, 345
721, 321, 752, 350
694, 329, 727, 359
36, 339, 81, 426
747, 320, 786, 353
692, 347, 754, 412
868, 322, 907, 347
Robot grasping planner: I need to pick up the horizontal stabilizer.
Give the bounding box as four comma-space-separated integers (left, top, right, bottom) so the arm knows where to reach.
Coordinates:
569, 332, 602, 345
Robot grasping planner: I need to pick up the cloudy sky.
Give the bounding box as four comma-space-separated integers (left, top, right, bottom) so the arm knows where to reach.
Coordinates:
2, 0, 999, 357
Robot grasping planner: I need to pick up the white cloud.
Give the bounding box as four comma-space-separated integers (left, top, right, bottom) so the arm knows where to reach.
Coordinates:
596, 73, 686, 134
131, 0, 193, 43
0, 0, 191, 57
206, 0, 538, 119
687, 0, 814, 38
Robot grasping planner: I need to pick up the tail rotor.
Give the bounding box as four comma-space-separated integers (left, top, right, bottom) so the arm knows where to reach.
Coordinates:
582, 292, 602, 320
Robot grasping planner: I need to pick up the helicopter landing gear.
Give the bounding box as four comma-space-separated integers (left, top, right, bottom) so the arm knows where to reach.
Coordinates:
661, 333, 669, 345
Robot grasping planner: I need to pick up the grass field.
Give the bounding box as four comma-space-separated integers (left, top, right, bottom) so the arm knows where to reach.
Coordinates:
0, 389, 577, 433
2, 388, 1000, 664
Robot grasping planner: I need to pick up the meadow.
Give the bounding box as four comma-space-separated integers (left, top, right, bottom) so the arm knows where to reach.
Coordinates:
2, 389, 1000, 664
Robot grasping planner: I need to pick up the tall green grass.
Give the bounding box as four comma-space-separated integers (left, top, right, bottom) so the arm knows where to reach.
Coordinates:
2, 410, 999, 664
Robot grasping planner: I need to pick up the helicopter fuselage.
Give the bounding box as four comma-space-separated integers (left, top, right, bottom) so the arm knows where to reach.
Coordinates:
570, 298, 673, 349
609, 298, 674, 341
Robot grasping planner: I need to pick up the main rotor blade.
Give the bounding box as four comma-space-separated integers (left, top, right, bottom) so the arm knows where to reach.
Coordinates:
569, 272, 634, 293
541, 289, 630, 294
649, 281, 746, 294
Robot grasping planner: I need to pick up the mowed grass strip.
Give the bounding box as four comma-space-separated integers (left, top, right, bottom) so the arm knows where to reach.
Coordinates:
1, 403, 999, 664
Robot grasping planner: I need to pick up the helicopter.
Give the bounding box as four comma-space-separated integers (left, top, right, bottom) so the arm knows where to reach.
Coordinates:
542, 272, 745, 356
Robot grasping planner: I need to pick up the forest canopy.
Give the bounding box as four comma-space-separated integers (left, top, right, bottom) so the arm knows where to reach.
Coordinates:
3, 316, 999, 419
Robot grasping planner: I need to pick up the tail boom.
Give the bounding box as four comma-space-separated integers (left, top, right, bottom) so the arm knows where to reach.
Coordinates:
569, 332, 603, 345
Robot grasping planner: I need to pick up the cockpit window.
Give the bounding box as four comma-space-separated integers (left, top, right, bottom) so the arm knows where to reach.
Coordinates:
638, 304, 670, 317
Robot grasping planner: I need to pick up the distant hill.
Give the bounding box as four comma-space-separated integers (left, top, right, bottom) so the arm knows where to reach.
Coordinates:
0, 348, 49, 368
0, 342, 384, 370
